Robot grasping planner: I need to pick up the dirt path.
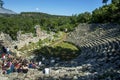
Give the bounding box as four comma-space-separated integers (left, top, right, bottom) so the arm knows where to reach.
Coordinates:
51, 33, 67, 46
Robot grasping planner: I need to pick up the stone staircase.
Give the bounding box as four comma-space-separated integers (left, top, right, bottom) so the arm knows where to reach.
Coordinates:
0, 23, 120, 80
65, 23, 120, 79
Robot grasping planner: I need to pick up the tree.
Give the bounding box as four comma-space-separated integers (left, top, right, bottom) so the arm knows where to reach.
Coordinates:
112, 0, 120, 4
102, 0, 109, 5
77, 12, 92, 23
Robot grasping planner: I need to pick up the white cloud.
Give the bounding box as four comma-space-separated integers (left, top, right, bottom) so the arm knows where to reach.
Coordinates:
36, 8, 39, 11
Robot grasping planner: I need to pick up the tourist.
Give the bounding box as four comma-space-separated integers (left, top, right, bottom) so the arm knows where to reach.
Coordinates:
2, 60, 7, 74
6, 47, 10, 54
28, 61, 33, 68
22, 64, 28, 73
2, 46, 7, 54
6, 59, 12, 74
44, 67, 50, 75
0, 53, 41, 74
32, 62, 37, 69
1, 53, 5, 60
38, 61, 42, 67
17, 64, 23, 73
14, 61, 21, 72
10, 62, 15, 72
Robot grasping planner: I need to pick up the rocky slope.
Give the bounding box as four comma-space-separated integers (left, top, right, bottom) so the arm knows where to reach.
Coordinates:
0, 23, 120, 80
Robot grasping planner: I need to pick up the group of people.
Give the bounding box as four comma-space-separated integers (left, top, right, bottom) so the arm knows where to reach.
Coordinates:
0, 46, 53, 75
0, 47, 38, 74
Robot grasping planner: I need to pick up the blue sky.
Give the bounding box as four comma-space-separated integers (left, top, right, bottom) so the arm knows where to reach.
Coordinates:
3, 0, 111, 16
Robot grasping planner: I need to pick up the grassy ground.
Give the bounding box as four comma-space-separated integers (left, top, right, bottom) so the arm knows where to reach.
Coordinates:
33, 41, 80, 61
54, 42, 78, 50
17, 32, 80, 60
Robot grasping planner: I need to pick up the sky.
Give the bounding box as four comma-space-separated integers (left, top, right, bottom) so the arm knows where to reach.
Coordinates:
3, 0, 111, 16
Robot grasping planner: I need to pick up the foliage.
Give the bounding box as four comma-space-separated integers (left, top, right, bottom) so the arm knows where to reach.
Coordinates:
102, 0, 109, 4
0, 12, 77, 39
77, 12, 92, 23
112, 0, 120, 4
0, 1, 119, 40
91, 1, 120, 23
33, 42, 80, 61
54, 42, 78, 50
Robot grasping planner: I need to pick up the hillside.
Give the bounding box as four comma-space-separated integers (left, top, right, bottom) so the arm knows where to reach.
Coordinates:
0, 12, 75, 40
0, 0, 120, 80
0, 23, 120, 80
0, 0, 119, 40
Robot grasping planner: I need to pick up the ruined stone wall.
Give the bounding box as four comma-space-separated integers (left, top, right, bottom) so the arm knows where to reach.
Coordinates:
0, 32, 14, 49
0, 25, 50, 50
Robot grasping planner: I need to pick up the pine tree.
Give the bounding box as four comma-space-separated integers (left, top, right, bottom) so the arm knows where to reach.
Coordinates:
102, 0, 109, 5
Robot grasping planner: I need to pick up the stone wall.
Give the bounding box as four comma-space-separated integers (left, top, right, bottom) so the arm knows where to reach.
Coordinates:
0, 23, 120, 80
65, 23, 120, 79
0, 32, 13, 48
0, 25, 52, 50
66, 23, 120, 53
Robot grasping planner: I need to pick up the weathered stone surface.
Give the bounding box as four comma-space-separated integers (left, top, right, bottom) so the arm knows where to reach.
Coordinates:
0, 25, 56, 56
65, 23, 120, 80
0, 23, 120, 80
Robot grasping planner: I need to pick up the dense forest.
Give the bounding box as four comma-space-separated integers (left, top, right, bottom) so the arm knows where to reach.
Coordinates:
0, 0, 119, 40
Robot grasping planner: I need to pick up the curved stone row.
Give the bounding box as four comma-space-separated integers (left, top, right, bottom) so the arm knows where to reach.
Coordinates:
66, 24, 120, 55
39, 24, 120, 80
66, 24, 120, 78
48, 24, 120, 80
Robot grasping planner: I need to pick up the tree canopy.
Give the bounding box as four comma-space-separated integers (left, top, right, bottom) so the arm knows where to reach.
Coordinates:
0, 0, 119, 40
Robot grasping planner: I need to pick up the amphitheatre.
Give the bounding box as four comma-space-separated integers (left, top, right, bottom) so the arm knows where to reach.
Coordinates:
0, 24, 120, 80
0, 0, 120, 80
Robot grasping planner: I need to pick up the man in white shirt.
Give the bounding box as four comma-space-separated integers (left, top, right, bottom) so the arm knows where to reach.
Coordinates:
44, 67, 50, 75
38, 61, 42, 66
6, 47, 10, 54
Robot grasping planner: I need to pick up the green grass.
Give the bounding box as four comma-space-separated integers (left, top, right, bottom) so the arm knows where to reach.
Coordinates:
17, 32, 80, 60
33, 41, 80, 61
54, 42, 78, 50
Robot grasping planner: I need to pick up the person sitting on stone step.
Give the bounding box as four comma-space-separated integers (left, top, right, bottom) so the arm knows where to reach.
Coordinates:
22, 64, 28, 73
